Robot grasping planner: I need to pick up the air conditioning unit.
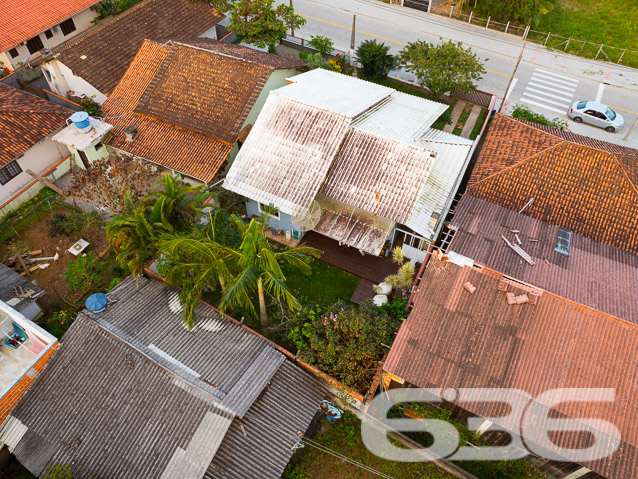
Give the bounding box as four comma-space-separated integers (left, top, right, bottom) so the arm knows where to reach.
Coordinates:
52, 25, 61, 34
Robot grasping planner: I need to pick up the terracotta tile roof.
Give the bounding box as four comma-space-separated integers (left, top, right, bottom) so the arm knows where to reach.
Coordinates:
0, 0, 98, 52
385, 258, 638, 479
467, 114, 638, 254
0, 84, 72, 166
449, 194, 638, 323
52, 0, 223, 95
103, 39, 289, 182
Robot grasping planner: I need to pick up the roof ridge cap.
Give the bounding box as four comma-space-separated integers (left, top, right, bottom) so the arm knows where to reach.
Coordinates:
469, 140, 566, 189
173, 41, 278, 69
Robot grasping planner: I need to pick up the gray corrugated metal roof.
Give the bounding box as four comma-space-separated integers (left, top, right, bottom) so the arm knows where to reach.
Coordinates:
5, 277, 325, 479
0, 264, 45, 315
449, 194, 638, 323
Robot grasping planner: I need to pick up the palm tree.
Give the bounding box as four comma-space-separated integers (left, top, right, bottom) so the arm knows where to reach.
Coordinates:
382, 246, 415, 296
106, 194, 161, 278
158, 210, 234, 329
143, 174, 205, 230
220, 214, 321, 327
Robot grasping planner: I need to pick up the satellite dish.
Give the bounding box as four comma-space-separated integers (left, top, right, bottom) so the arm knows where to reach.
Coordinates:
292, 200, 322, 231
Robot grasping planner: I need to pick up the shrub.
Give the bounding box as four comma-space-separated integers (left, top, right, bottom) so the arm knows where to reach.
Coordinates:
511, 104, 568, 130
308, 35, 334, 55
47, 211, 103, 237
355, 40, 398, 78
79, 97, 102, 117
63, 252, 106, 293
46, 311, 74, 336
288, 300, 401, 391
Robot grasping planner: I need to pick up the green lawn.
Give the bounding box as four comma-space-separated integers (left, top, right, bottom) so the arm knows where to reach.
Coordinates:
282, 412, 456, 479
534, 0, 638, 65
281, 257, 361, 306
469, 108, 489, 140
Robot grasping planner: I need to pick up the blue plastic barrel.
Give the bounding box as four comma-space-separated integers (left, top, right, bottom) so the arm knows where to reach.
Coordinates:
69, 111, 90, 130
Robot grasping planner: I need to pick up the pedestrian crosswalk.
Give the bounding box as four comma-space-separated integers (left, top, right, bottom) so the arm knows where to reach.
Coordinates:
519, 68, 579, 114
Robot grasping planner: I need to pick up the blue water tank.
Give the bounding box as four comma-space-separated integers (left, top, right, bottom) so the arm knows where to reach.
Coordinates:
85, 293, 108, 313
69, 111, 90, 130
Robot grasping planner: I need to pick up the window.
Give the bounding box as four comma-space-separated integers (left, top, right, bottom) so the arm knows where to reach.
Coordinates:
94, 142, 103, 151
576, 101, 588, 109
8, 48, 19, 58
43, 68, 52, 82
59, 18, 76, 36
606, 107, 616, 120
258, 203, 280, 220
26, 36, 44, 54
0, 161, 23, 185
44, 29, 54, 39
554, 227, 572, 256
584, 110, 596, 116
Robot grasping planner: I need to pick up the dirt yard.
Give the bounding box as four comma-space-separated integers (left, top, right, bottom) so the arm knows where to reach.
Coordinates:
3, 207, 110, 312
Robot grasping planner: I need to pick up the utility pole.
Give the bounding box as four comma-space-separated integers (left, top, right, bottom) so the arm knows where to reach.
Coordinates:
351, 15, 356, 50
499, 41, 526, 113
290, 0, 295, 37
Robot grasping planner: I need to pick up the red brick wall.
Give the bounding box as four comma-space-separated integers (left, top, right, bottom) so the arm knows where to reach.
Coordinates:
0, 343, 59, 424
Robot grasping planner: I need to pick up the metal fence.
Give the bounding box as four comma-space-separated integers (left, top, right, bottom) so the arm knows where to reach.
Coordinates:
436, 9, 638, 68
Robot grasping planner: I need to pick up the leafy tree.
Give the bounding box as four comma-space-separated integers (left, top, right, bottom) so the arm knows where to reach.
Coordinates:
308, 35, 334, 54
201, 0, 305, 52
355, 40, 398, 78
220, 214, 320, 327
400, 39, 485, 96
511, 104, 568, 130
288, 300, 401, 391
298, 52, 344, 72
475, 0, 555, 26
68, 152, 156, 214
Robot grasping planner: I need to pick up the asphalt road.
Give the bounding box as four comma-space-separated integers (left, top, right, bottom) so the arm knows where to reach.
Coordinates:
280, 0, 638, 147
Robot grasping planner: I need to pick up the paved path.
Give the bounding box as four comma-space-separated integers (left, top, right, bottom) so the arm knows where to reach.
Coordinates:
443, 100, 466, 133
461, 104, 482, 138
282, 0, 638, 147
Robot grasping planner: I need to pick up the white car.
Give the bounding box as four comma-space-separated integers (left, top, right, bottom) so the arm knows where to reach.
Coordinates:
567, 101, 624, 132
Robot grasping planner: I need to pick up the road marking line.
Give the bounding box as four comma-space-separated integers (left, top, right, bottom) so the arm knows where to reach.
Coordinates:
519, 98, 566, 114
522, 93, 570, 108
298, 13, 511, 78
525, 87, 574, 102
525, 82, 569, 94
535, 68, 580, 84
528, 79, 576, 92
595, 83, 605, 103
606, 104, 637, 115
531, 72, 579, 88
504, 78, 518, 100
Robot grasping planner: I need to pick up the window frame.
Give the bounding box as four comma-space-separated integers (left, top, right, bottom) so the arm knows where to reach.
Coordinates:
0, 160, 23, 185
44, 29, 54, 39
59, 18, 76, 36
25, 35, 45, 55
8, 48, 19, 58
258, 202, 280, 220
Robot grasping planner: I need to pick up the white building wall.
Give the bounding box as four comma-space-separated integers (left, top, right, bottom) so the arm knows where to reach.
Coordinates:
2, 7, 98, 69
41, 60, 107, 103
0, 139, 70, 218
